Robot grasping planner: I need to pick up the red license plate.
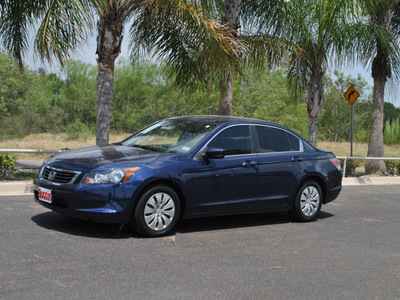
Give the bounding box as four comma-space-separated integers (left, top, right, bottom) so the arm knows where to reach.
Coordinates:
38, 187, 52, 204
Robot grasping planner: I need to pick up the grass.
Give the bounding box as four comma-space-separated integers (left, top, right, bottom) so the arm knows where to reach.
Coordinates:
0, 133, 399, 160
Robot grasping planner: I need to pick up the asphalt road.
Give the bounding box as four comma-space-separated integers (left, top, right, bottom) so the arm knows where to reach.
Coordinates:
0, 186, 399, 299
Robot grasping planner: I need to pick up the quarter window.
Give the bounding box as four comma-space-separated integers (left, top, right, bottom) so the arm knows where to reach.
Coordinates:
208, 126, 251, 155
287, 132, 300, 151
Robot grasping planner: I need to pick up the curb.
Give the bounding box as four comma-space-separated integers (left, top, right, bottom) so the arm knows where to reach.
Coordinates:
342, 176, 400, 186
0, 181, 33, 196
1, 176, 400, 197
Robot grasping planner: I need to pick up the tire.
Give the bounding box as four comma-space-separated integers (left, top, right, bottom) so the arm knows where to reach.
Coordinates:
291, 180, 322, 222
132, 185, 180, 237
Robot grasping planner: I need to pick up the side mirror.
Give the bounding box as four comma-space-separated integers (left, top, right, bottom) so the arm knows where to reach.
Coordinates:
205, 148, 225, 159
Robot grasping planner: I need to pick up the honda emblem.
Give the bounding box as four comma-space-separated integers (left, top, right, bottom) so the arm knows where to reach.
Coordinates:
48, 171, 56, 181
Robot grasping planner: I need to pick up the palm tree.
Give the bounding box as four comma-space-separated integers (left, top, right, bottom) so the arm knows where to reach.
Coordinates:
204, 0, 286, 116
357, 0, 400, 174
0, 0, 245, 145
286, 0, 361, 146
244, 0, 360, 146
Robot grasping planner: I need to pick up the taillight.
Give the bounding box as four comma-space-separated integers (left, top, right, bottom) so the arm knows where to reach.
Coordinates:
330, 158, 341, 171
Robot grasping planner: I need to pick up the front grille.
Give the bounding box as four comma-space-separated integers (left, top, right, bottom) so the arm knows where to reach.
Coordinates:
41, 165, 81, 185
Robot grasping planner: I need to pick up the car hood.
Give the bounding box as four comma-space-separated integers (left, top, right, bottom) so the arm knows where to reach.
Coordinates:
44, 144, 169, 171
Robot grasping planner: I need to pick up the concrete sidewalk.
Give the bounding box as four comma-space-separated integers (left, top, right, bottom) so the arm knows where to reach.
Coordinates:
1, 176, 400, 196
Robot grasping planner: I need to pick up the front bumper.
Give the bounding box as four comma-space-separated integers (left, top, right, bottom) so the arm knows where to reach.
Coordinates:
33, 177, 138, 224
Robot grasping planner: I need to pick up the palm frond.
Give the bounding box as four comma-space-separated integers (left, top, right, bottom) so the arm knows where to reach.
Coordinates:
286, 44, 310, 100
34, 0, 94, 66
0, 0, 46, 68
130, 0, 247, 91
240, 33, 287, 70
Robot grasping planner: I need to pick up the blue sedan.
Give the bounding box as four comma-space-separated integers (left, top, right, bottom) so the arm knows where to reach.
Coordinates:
33, 116, 342, 237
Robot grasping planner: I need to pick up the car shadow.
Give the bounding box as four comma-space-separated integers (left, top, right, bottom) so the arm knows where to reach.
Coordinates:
31, 212, 136, 239
31, 210, 334, 238
176, 210, 334, 234
317, 210, 335, 220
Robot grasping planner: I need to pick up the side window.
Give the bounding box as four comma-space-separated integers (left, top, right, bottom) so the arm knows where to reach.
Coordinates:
208, 125, 251, 155
287, 132, 300, 151
255, 126, 292, 152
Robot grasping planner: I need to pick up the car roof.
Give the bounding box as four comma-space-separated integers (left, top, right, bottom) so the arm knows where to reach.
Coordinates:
165, 115, 315, 150
166, 115, 279, 127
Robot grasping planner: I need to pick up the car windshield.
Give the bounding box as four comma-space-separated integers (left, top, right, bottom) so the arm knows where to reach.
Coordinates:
121, 119, 218, 153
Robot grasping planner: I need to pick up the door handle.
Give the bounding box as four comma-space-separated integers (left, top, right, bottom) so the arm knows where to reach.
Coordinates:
291, 156, 304, 162
242, 161, 257, 167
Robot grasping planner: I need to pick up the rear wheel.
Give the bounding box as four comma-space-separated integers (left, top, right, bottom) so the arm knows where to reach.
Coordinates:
291, 180, 322, 222
132, 185, 180, 237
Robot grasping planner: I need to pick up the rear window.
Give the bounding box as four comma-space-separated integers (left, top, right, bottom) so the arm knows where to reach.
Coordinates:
255, 126, 300, 152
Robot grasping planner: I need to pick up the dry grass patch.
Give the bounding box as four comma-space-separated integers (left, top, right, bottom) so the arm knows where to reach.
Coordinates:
0, 133, 130, 160
317, 141, 400, 157
1, 133, 400, 160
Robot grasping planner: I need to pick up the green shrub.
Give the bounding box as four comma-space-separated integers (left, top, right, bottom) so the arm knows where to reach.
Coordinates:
339, 159, 360, 177
65, 119, 93, 140
385, 160, 397, 175
0, 153, 18, 181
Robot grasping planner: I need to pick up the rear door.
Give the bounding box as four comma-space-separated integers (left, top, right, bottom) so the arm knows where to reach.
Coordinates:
254, 125, 303, 208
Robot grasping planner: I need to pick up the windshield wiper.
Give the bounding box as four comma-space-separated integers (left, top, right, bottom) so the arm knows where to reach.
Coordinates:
131, 145, 161, 152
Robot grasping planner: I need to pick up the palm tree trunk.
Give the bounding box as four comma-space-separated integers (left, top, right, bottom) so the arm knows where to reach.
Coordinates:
95, 15, 123, 146
218, 0, 241, 116
96, 63, 115, 146
307, 67, 324, 146
365, 6, 392, 174
218, 72, 234, 115
365, 75, 386, 174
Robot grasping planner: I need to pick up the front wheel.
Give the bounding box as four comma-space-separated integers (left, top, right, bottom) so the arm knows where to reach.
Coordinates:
131, 185, 180, 237
291, 180, 322, 222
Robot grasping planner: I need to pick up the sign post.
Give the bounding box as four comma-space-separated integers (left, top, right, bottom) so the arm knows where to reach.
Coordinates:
344, 86, 360, 157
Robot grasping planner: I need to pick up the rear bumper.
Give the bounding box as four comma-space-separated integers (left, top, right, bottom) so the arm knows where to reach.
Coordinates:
324, 184, 342, 204
323, 168, 342, 204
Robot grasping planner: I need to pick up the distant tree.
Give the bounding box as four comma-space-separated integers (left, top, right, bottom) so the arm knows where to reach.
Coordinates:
234, 69, 309, 138
384, 102, 400, 122
320, 71, 372, 143
0, 51, 29, 119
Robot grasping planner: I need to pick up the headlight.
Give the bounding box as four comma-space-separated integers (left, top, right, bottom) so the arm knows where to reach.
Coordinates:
81, 167, 140, 184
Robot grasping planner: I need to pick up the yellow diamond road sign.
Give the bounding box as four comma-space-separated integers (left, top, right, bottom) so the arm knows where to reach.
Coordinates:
344, 86, 359, 105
